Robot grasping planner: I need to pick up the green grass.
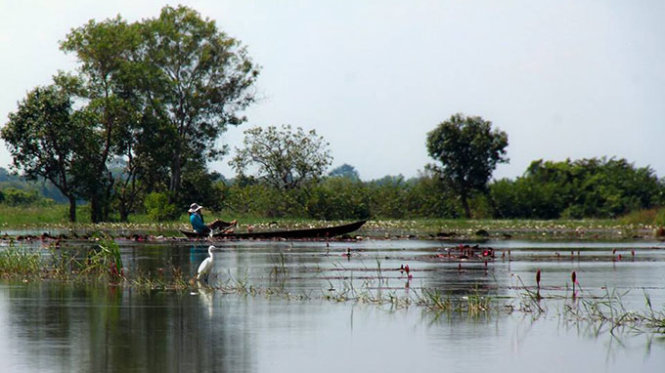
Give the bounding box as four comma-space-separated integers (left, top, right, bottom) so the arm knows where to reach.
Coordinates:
620, 207, 665, 226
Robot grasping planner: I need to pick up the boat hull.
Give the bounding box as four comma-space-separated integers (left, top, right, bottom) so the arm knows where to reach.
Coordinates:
180, 220, 366, 239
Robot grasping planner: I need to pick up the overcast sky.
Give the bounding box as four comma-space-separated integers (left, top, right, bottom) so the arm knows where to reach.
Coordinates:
1, 1, 663, 181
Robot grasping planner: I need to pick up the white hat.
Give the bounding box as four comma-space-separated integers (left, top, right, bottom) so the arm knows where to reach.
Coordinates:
188, 203, 203, 213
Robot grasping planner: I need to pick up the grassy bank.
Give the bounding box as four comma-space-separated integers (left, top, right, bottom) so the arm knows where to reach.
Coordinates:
0, 205, 664, 240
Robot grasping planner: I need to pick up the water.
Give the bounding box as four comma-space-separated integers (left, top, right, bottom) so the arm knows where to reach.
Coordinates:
1, 239, 664, 372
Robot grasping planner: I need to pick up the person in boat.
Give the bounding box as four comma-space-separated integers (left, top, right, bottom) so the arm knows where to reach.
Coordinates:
188, 203, 237, 235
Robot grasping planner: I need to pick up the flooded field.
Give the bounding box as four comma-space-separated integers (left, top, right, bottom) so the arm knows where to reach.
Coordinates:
0, 238, 664, 372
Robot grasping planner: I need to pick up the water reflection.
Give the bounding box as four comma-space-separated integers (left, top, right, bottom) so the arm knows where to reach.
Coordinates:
0, 239, 664, 372
0, 283, 255, 372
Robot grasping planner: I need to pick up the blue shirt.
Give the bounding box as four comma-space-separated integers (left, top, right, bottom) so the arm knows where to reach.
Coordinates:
190, 213, 207, 234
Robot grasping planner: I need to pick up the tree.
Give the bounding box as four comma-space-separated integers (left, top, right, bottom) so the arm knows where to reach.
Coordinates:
328, 164, 360, 180
60, 16, 143, 222
518, 157, 661, 218
1, 83, 89, 221
140, 5, 260, 202
230, 125, 333, 190
426, 113, 508, 218
58, 5, 260, 219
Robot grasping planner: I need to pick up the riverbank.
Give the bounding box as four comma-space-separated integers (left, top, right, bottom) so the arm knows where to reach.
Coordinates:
0, 216, 664, 242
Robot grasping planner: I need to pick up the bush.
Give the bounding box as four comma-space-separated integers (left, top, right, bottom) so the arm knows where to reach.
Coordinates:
1, 188, 43, 206
306, 178, 370, 220
620, 207, 665, 226
144, 192, 178, 221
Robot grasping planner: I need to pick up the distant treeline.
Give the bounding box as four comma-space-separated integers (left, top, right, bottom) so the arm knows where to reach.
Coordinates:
0, 168, 67, 206
219, 157, 664, 220
1, 157, 664, 221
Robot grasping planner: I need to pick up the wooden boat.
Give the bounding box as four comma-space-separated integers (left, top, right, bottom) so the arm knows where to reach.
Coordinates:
180, 220, 366, 239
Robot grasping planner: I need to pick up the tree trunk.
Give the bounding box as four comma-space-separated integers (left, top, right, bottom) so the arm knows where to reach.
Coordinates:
119, 198, 129, 222
90, 195, 102, 223
485, 189, 499, 218
102, 173, 114, 221
169, 155, 182, 204
460, 189, 471, 218
68, 196, 77, 223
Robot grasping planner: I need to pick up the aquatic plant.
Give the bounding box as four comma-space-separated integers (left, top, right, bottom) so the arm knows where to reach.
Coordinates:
131, 266, 190, 292
0, 244, 41, 278
562, 288, 665, 336
415, 287, 494, 317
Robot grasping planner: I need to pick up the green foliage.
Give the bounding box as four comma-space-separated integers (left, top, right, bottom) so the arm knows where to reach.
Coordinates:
366, 176, 409, 218
179, 167, 226, 211
0, 247, 41, 277
2, 5, 259, 223
492, 158, 664, 219
83, 239, 124, 281
620, 207, 665, 226
426, 113, 509, 217
138, 5, 260, 199
0, 168, 68, 203
1, 188, 45, 206
144, 192, 178, 221
402, 173, 460, 218
364, 174, 462, 219
1, 83, 84, 221
306, 178, 370, 219
328, 164, 360, 181
223, 173, 463, 220
230, 125, 333, 190
225, 183, 307, 218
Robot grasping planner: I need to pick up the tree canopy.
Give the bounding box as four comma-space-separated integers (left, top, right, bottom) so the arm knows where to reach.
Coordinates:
328, 164, 360, 180
1, 83, 88, 221
426, 113, 508, 217
230, 125, 332, 190
2, 5, 260, 222
491, 157, 664, 219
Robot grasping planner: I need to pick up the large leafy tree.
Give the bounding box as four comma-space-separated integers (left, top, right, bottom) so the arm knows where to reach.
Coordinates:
230, 125, 333, 190
1, 83, 90, 222
141, 5, 260, 202
57, 5, 259, 219
426, 113, 508, 218
60, 16, 147, 222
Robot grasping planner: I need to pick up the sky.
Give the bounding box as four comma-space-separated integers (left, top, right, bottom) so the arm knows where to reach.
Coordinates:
1, 1, 664, 181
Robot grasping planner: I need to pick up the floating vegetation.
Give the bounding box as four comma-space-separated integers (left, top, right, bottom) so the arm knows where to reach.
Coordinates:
508, 271, 665, 335
0, 246, 41, 278
564, 289, 665, 336
0, 236, 123, 283
417, 288, 493, 316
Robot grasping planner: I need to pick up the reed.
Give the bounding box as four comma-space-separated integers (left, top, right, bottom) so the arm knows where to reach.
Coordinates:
563, 289, 665, 335
0, 245, 41, 278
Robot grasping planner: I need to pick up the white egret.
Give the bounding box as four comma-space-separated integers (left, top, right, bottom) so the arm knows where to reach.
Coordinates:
197, 245, 216, 283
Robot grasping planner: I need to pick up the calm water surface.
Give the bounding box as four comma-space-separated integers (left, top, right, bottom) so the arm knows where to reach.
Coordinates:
1, 239, 664, 372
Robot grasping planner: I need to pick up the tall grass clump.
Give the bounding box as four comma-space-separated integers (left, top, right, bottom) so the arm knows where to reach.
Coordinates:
78, 238, 124, 282
0, 237, 124, 283
0, 246, 42, 278
564, 289, 665, 335
620, 207, 665, 226
418, 288, 493, 316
